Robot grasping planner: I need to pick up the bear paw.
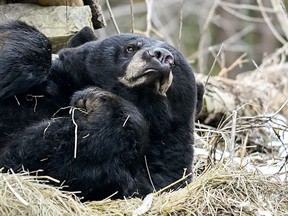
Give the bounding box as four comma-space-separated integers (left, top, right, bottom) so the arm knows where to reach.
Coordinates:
70, 87, 114, 113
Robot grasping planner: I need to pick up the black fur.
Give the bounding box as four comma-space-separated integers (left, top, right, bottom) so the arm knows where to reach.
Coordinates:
0, 87, 149, 200
0, 21, 52, 144
0, 21, 51, 99
0, 21, 204, 200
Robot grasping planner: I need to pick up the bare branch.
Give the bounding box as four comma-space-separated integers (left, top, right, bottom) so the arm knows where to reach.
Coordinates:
145, 0, 153, 37
106, 0, 120, 34
270, 0, 288, 40
197, 0, 220, 74
257, 0, 286, 44
178, 0, 184, 50
130, 0, 135, 33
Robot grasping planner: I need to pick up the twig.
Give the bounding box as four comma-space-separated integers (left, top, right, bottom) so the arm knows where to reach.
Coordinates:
197, 0, 220, 74
189, 24, 254, 62
144, 155, 156, 192
251, 59, 270, 114
144, 0, 153, 37
123, 115, 130, 127
209, 46, 225, 71
260, 43, 288, 68
270, 99, 288, 117
14, 95, 20, 105
43, 122, 51, 138
178, 0, 184, 50
218, 53, 248, 77
240, 133, 248, 166
205, 43, 224, 86
217, 103, 252, 130
82, 134, 90, 139
154, 172, 192, 196
33, 95, 44, 112
102, 191, 118, 201
25, 94, 44, 112
229, 110, 237, 160
130, 0, 135, 33
218, 1, 275, 12
257, 0, 287, 44
106, 0, 120, 34
33, 175, 61, 184
70, 107, 79, 159
52, 106, 73, 118
150, 26, 163, 38
221, 5, 266, 23
270, 0, 288, 40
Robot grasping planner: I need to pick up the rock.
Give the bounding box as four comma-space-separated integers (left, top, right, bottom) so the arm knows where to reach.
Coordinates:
12, 0, 84, 6
0, 3, 93, 51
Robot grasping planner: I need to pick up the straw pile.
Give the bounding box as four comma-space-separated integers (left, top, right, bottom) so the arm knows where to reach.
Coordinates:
0, 164, 287, 215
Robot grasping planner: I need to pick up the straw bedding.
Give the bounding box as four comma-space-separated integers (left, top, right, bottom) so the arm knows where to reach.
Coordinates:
0, 164, 286, 216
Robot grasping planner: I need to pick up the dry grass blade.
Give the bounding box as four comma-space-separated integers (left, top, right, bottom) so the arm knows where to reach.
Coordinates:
69, 107, 79, 159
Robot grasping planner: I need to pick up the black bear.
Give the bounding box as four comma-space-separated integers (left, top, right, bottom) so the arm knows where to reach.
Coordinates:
0, 21, 204, 200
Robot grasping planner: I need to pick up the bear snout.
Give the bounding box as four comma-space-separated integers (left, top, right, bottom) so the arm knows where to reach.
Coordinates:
147, 47, 174, 67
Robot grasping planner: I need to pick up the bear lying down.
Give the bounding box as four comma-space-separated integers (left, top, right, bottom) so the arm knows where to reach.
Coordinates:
0, 21, 204, 201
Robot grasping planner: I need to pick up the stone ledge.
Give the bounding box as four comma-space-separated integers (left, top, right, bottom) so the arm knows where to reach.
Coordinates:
0, 3, 93, 51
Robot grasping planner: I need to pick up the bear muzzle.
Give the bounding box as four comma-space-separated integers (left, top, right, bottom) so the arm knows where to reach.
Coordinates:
119, 47, 174, 96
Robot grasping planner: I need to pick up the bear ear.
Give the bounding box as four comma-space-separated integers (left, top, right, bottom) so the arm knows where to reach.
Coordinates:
196, 82, 204, 115
67, 26, 98, 48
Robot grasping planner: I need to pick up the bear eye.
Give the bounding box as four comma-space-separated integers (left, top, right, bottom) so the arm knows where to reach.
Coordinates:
125, 45, 135, 53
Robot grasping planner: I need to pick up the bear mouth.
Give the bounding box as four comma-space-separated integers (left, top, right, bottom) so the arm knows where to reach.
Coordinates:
120, 68, 173, 96
132, 68, 162, 80
138, 68, 171, 86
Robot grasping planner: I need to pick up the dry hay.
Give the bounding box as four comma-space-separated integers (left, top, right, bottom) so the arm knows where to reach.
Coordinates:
0, 164, 287, 216
0, 171, 92, 215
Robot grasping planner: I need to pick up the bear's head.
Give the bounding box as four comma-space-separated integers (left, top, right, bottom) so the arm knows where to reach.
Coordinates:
55, 33, 203, 117
106, 36, 177, 97
57, 34, 174, 94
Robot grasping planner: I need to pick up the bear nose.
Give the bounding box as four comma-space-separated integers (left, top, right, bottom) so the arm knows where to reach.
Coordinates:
148, 48, 174, 66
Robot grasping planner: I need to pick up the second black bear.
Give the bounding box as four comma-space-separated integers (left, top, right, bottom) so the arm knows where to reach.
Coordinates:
0, 21, 204, 200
